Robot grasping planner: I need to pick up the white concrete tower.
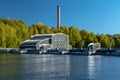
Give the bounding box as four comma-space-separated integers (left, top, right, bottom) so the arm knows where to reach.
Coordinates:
57, 5, 60, 29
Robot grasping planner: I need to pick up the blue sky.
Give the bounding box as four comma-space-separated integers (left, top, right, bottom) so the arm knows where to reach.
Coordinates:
0, 0, 120, 34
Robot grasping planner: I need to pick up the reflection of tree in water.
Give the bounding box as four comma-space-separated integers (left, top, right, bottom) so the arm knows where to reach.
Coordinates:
0, 54, 23, 80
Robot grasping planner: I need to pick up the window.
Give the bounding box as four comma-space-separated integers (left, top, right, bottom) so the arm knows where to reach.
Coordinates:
49, 39, 52, 44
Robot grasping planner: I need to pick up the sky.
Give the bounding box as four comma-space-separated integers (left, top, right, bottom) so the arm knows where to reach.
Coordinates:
0, 0, 120, 34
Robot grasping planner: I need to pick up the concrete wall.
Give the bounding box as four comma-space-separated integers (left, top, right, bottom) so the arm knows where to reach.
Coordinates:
52, 34, 69, 50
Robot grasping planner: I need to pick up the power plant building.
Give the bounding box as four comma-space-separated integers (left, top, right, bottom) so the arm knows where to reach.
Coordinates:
19, 33, 71, 54
19, 6, 71, 54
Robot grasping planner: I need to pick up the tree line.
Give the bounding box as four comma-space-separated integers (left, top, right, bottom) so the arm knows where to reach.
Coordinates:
0, 18, 120, 48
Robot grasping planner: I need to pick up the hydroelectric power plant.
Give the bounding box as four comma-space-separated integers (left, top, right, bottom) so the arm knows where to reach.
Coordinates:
0, 5, 118, 55
0, 32, 117, 56
19, 33, 71, 54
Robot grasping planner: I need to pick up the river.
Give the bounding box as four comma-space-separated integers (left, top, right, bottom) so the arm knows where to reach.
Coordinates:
0, 54, 120, 80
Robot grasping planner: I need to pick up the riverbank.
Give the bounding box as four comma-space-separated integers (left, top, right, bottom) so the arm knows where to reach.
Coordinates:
1, 48, 120, 57
0, 48, 19, 54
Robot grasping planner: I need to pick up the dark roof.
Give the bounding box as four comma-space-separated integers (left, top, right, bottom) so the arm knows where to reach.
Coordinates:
20, 40, 40, 46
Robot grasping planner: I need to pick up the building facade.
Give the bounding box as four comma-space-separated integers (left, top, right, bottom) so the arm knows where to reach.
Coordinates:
19, 33, 71, 54
88, 43, 101, 55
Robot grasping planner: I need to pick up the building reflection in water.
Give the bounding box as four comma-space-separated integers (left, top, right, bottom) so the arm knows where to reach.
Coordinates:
69, 55, 102, 80
0, 54, 102, 80
22, 54, 70, 80
88, 55, 102, 79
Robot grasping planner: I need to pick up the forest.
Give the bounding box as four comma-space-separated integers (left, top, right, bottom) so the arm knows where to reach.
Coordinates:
0, 17, 120, 48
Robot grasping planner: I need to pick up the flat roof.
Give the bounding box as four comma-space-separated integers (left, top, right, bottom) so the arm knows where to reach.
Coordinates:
31, 33, 66, 38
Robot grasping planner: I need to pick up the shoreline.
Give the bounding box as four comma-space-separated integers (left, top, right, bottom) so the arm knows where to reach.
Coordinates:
0, 48, 120, 57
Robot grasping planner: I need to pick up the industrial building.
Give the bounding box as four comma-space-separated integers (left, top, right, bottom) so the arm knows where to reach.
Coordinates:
19, 33, 71, 54
19, 5, 71, 54
88, 43, 101, 55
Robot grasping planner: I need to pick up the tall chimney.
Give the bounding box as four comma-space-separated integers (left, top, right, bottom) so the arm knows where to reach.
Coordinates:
57, 5, 60, 29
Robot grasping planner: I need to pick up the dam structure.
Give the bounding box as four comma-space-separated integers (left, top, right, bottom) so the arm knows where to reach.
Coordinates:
19, 33, 71, 54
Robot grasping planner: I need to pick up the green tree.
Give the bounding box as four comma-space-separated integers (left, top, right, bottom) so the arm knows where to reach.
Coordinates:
50, 27, 57, 33
0, 23, 6, 47
69, 26, 82, 47
59, 26, 69, 35
97, 34, 110, 48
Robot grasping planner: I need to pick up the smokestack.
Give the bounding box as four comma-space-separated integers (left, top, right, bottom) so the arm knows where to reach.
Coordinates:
57, 5, 60, 29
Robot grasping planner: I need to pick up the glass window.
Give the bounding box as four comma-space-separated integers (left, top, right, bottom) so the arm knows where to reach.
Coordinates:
49, 39, 52, 44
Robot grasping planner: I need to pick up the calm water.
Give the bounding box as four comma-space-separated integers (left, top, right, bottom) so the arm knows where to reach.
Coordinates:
0, 54, 120, 80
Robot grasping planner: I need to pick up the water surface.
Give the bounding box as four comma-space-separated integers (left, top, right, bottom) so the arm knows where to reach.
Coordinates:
0, 54, 120, 80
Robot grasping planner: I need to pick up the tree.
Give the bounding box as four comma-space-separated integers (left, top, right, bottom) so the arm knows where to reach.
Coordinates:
96, 34, 110, 48
50, 27, 57, 33
69, 26, 82, 47
0, 17, 119, 48
29, 24, 38, 35
59, 26, 69, 35
0, 23, 6, 47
